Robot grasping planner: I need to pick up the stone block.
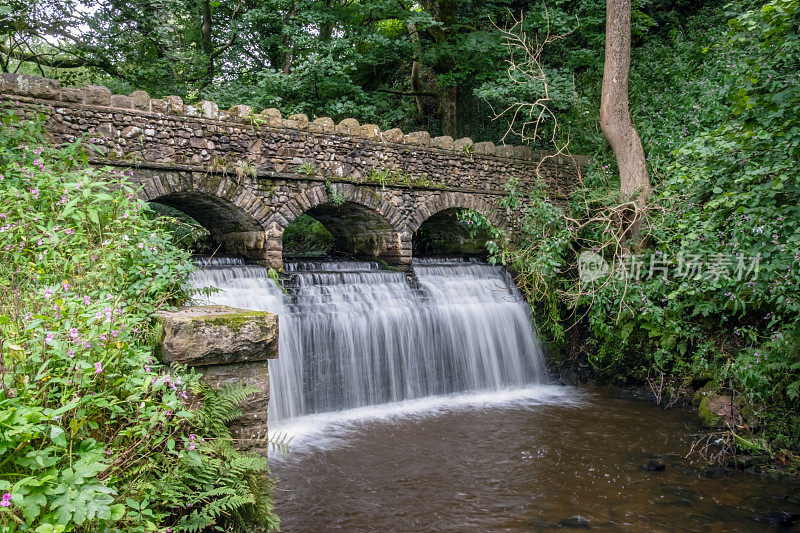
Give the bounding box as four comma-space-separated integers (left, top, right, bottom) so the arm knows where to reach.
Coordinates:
454, 137, 473, 151
201, 361, 271, 449
260, 108, 282, 127
360, 124, 381, 138
165, 95, 184, 115
381, 127, 404, 144
512, 145, 533, 159
150, 99, 167, 113
336, 118, 360, 136
494, 144, 515, 158
61, 88, 85, 103
431, 135, 454, 150
193, 100, 217, 119
157, 305, 278, 366
309, 116, 335, 134
404, 131, 430, 146
121, 126, 142, 139
0, 74, 61, 99
229, 104, 253, 122
287, 113, 309, 130
129, 90, 150, 110
110, 94, 133, 109
473, 141, 495, 155
84, 85, 112, 106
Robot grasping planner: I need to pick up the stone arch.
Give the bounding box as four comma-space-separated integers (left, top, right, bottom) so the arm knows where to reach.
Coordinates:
406, 192, 507, 234
137, 171, 272, 259
267, 182, 410, 266
408, 193, 507, 257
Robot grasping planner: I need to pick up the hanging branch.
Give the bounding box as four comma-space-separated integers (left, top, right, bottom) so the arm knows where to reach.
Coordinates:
487, 7, 664, 327
487, 8, 577, 177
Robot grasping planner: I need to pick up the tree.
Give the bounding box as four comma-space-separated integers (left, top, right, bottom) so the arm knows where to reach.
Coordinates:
599, 0, 650, 239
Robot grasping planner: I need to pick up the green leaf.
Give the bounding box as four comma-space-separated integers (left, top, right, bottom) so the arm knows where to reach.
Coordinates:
109, 503, 126, 521
50, 425, 67, 447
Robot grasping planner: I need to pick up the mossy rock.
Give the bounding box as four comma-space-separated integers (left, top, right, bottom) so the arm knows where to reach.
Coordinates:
693, 381, 719, 408
157, 305, 278, 366
699, 395, 724, 428
699, 393, 743, 429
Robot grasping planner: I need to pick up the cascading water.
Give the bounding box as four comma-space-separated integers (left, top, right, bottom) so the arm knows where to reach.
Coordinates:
190, 257, 547, 423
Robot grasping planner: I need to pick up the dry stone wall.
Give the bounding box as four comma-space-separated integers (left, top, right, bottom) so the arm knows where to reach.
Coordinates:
1, 74, 588, 265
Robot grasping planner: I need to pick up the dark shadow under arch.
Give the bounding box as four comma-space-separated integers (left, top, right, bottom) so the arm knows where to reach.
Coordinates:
283, 200, 403, 263
413, 208, 494, 257
150, 191, 264, 238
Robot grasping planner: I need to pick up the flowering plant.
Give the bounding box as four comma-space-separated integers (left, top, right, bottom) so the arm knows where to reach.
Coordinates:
0, 109, 277, 530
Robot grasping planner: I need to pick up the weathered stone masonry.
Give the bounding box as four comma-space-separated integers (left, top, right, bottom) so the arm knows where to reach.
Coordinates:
1, 73, 588, 267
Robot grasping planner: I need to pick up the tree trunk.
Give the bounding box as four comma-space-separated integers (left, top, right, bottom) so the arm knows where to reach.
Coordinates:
407, 21, 424, 116
201, 0, 214, 83
600, 0, 651, 208
419, 0, 459, 136
439, 84, 458, 137
282, 3, 296, 75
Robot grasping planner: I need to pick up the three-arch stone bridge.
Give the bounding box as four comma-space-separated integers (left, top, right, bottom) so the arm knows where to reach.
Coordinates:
2, 74, 587, 267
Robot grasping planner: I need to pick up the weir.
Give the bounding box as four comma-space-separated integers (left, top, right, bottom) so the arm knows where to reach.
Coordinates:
190, 258, 547, 423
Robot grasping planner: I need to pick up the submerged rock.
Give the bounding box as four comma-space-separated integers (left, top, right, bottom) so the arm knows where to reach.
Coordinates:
555, 516, 592, 529
645, 458, 666, 472
702, 465, 730, 479
759, 511, 800, 527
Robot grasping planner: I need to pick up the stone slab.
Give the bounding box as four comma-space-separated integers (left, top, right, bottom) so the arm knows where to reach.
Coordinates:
157, 305, 278, 366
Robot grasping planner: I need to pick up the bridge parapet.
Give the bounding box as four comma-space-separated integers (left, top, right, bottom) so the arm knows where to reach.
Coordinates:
0, 73, 586, 195
1, 73, 589, 265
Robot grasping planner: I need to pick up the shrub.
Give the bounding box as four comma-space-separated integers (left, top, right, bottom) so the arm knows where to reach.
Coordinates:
0, 109, 277, 531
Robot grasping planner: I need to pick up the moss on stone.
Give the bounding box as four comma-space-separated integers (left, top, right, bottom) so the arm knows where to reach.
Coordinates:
692, 380, 718, 407
195, 310, 271, 333
698, 395, 724, 428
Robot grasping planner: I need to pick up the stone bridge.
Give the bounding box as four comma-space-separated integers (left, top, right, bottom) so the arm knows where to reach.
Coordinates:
1, 74, 587, 267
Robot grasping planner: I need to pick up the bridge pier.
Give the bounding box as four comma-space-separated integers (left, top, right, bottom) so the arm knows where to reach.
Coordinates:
216, 231, 276, 265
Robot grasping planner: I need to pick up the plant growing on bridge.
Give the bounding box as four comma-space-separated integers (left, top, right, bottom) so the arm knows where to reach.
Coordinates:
324, 180, 346, 207
295, 162, 317, 176
455, 209, 507, 258
233, 160, 257, 183
0, 111, 278, 531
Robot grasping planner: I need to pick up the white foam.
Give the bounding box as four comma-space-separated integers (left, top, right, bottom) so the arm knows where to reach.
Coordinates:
268, 385, 586, 458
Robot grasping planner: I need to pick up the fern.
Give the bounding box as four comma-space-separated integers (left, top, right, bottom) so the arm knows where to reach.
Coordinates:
146, 381, 279, 532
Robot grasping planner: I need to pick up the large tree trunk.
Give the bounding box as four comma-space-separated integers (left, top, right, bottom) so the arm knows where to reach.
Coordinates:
407, 21, 424, 116
282, 3, 296, 75
201, 0, 214, 84
419, 0, 459, 137
600, 0, 651, 208
438, 84, 458, 137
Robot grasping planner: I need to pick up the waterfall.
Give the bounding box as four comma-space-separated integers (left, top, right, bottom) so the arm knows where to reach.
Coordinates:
190, 257, 547, 422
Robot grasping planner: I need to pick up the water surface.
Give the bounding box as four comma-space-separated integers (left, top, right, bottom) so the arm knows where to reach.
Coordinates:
272, 386, 800, 532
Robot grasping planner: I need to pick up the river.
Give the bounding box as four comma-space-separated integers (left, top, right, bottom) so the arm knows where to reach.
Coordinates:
191, 258, 800, 532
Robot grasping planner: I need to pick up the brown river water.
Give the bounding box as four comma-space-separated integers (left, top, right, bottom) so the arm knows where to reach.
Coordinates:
270, 386, 800, 532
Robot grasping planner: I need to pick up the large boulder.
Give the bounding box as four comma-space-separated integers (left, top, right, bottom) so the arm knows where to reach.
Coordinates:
156, 305, 278, 366
698, 393, 743, 429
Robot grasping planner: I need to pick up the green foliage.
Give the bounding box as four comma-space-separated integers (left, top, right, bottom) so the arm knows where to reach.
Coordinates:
454, 209, 506, 257
324, 180, 346, 207
498, 0, 800, 449
0, 111, 277, 530
282, 214, 334, 257
295, 162, 317, 176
